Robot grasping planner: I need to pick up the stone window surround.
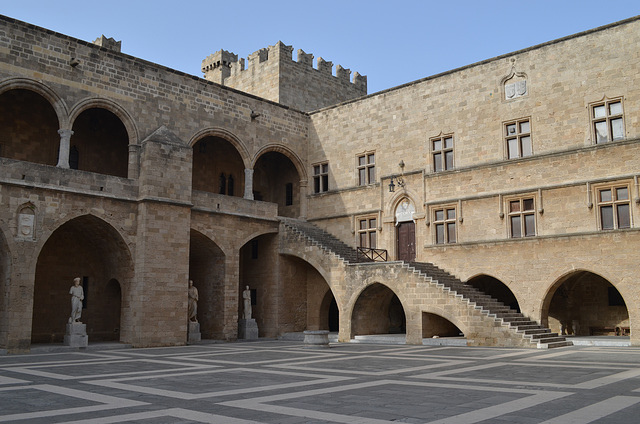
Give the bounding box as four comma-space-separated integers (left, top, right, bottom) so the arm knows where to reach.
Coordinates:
506, 195, 536, 238
593, 182, 632, 230
430, 203, 457, 244
312, 162, 329, 193
504, 117, 532, 159
590, 97, 625, 144
430, 134, 454, 173
356, 151, 376, 186
356, 215, 378, 248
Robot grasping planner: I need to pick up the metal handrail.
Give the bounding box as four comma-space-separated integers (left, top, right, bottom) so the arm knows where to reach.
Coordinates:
356, 247, 388, 262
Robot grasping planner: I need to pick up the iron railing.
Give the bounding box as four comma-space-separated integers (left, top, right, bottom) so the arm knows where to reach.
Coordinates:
356, 247, 388, 262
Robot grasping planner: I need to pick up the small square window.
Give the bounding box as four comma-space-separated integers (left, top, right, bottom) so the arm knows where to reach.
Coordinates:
433, 207, 456, 244
597, 184, 631, 230
508, 197, 535, 238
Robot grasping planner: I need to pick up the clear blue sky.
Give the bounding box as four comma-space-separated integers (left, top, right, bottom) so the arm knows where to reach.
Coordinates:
2, 1, 639, 94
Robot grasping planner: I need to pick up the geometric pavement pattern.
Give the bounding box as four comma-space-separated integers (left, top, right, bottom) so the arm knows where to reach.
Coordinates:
2, 341, 640, 423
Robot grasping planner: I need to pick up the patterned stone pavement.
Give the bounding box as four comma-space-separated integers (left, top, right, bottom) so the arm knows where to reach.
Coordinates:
2, 341, 640, 423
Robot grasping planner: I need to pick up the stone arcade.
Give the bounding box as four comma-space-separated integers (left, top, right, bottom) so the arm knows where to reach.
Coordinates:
0, 15, 639, 352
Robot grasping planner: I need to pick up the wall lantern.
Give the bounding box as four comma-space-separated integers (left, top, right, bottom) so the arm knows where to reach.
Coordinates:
388, 160, 406, 193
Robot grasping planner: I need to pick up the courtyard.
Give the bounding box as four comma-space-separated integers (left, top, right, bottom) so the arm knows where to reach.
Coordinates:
1, 340, 640, 423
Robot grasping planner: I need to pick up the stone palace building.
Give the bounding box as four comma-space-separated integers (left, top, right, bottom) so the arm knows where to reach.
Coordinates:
1, 14, 638, 352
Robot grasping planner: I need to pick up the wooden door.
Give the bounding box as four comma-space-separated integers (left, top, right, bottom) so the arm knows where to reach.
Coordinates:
397, 221, 416, 262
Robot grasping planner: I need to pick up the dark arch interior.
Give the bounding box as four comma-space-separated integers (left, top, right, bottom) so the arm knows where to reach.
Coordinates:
188, 229, 226, 339
422, 312, 463, 338
0, 89, 59, 165
253, 151, 300, 217
352, 283, 406, 336
467, 275, 520, 312
546, 271, 629, 336
32, 215, 132, 343
71, 108, 129, 177
192, 136, 244, 196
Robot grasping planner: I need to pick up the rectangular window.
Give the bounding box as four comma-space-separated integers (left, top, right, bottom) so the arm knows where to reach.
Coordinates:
508, 197, 535, 238
357, 217, 377, 248
505, 119, 532, 159
285, 183, 293, 206
433, 207, 456, 244
313, 163, 329, 193
597, 185, 630, 230
357, 153, 375, 185
431, 136, 454, 172
592, 100, 624, 144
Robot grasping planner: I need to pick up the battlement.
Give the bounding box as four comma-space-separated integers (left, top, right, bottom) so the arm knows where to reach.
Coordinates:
93, 35, 121, 52
202, 41, 367, 111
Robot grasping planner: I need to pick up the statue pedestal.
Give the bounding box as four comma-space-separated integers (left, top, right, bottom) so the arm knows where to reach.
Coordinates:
238, 319, 258, 340
188, 322, 201, 344
303, 330, 330, 348
64, 322, 88, 348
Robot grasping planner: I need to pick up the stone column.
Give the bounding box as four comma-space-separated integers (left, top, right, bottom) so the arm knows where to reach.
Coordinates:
299, 179, 308, 219
56, 129, 73, 168
128, 144, 141, 179
243, 168, 254, 200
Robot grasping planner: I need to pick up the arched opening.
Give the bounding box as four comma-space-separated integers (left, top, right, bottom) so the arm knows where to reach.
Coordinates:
0, 228, 10, 348
239, 233, 278, 337
466, 274, 520, 312
188, 230, 225, 339
0, 89, 59, 165
316, 283, 338, 332
352, 283, 406, 336
543, 271, 629, 337
422, 312, 463, 338
71, 108, 129, 177
253, 151, 300, 217
32, 215, 132, 344
394, 198, 416, 262
192, 136, 244, 196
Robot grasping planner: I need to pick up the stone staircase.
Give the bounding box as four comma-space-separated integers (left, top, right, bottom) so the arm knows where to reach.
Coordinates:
406, 262, 571, 349
280, 218, 571, 349
280, 217, 373, 264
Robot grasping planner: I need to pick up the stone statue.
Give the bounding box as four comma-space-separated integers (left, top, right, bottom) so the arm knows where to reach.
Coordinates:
188, 280, 199, 322
243, 285, 252, 320
68, 277, 84, 323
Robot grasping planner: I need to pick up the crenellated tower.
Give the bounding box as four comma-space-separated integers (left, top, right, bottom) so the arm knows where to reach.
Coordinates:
202, 41, 367, 112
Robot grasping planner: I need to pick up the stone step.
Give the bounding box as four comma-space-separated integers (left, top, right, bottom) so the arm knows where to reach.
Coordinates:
539, 340, 574, 349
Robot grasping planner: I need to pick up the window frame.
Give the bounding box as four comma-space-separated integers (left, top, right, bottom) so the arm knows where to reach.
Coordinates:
595, 183, 632, 230
590, 98, 624, 144
356, 216, 378, 249
430, 135, 454, 172
504, 118, 532, 159
356, 152, 376, 186
312, 162, 329, 193
506, 196, 536, 238
431, 205, 457, 244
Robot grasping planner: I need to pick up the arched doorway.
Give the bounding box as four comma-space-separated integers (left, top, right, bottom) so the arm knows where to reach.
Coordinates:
32, 215, 132, 344
253, 151, 300, 217
192, 136, 245, 196
395, 198, 416, 261
422, 312, 462, 338
352, 283, 406, 336
466, 274, 520, 312
318, 287, 339, 332
543, 271, 629, 337
0, 88, 60, 165
71, 108, 129, 177
189, 230, 225, 339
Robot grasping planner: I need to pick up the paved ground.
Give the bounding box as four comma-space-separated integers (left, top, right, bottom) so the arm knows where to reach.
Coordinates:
2, 340, 640, 423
